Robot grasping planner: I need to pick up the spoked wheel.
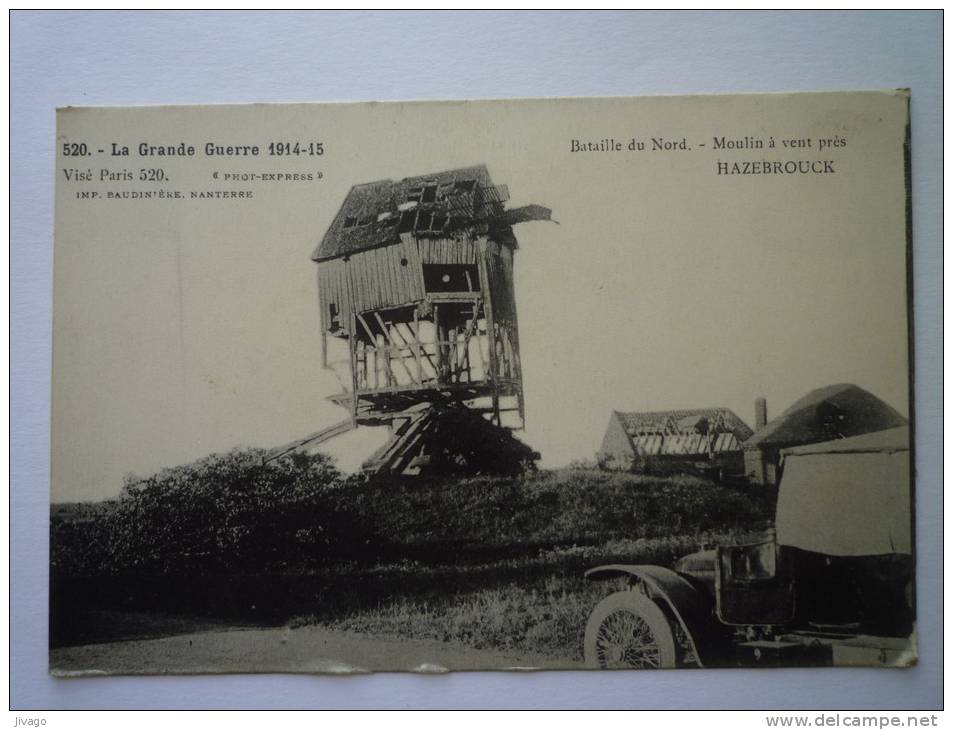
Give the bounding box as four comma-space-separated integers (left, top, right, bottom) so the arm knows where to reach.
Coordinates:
584, 590, 677, 669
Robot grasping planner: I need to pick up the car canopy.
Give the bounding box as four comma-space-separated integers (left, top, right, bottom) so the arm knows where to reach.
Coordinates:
775, 426, 911, 557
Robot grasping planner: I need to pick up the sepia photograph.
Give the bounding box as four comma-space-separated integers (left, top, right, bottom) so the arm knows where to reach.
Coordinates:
47, 90, 916, 676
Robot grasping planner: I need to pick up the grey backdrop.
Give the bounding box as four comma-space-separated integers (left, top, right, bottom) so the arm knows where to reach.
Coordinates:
11, 10, 942, 710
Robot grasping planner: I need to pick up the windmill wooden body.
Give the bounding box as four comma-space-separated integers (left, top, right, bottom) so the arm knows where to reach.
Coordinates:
302, 165, 550, 474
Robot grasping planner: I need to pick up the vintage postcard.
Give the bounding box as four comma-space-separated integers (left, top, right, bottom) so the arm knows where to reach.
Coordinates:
50, 90, 914, 675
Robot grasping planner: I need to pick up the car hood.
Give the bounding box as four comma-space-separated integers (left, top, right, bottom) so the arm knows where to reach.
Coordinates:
674, 549, 717, 594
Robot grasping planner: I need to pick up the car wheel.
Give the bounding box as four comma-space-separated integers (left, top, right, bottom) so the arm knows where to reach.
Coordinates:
584, 590, 677, 669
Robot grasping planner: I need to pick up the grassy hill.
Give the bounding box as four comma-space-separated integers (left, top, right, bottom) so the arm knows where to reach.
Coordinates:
339, 467, 774, 561
51, 450, 775, 656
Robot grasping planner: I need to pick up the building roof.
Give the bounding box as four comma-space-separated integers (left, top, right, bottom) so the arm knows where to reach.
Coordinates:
616, 408, 753, 441
313, 165, 495, 262
745, 383, 907, 448
781, 426, 910, 457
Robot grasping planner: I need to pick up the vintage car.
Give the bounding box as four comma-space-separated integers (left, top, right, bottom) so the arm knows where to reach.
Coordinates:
583, 426, 915, 669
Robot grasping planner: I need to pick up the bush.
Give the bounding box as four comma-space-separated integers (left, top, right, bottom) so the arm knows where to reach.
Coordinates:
52, 449, 347, 577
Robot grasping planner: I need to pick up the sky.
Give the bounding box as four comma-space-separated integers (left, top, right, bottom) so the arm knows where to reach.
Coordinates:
51, 92, 911, 501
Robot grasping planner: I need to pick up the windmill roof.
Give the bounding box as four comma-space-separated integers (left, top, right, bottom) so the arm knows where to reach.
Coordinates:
312, 165, 494, 262
745, 383, 907, 448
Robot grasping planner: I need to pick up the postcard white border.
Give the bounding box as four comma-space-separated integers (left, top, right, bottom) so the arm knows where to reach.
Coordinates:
10, 9, 942, 710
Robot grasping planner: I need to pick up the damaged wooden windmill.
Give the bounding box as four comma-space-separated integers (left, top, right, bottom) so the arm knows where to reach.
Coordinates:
271, 165, 553, 476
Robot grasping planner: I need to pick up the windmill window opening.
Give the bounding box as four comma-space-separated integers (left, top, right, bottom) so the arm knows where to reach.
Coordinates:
343, 216, 357, 228
407, 182, 439, 204
417, 211, 434, 230
398, 210, 416, 233
423, 264, 480, 293
328, 303, 341, 331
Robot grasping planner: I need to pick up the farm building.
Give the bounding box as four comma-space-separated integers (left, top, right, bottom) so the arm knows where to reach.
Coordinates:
742, 383, 908, 486
598, 408, 754, 475
302, 164, 551, 474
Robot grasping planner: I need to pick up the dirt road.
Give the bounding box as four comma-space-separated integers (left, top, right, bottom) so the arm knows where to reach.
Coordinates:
51, 624, 579, 675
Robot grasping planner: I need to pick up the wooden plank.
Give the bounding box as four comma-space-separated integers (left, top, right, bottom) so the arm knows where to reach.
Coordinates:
373, 248, 387, 305
366, 249, 382, 309
362, 251, 376, 310
433, 303, 443, 383
375, 312, 414, 385
390, 244, 404, 303
395, 243, 410, 302
319, 266, 330, 327
458, 305, 479, 381
346, 256, 358, 302
402, 238, 422, 302
383, 246, 398, 305
356, 312, 376, 344
472, 316, 486, 379
410, 310, 422, 384
388, 312, 423, 384
336, 265, 348, 334
340, 260, 351, 337
350, 254, 364, 313
349, 313, 359, 425
340, 265, 350, 332
356, 315, 378, 389
412, 239, 427, 296
376, 252, 386, 308
423, 238, 440, 265
317, 266, 329, 331
364, 249, 379, 307
371, 417, 422, 467
400, 319, 435, 380
371, 340, 378, 389
502, 245, 525, 425
411, 238, 425, 299
377, 333, 392, 386
448, 327, 457, 382
505, 328, 516, 378
477, 239, 500, 424
356, 341, 366, 390
348, 254, 361, 313
263, 418, 356, 464
391, 421, 434, 474
499, 327, 510, 378
426, 291, 481, 301
354, 380, 482, 397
